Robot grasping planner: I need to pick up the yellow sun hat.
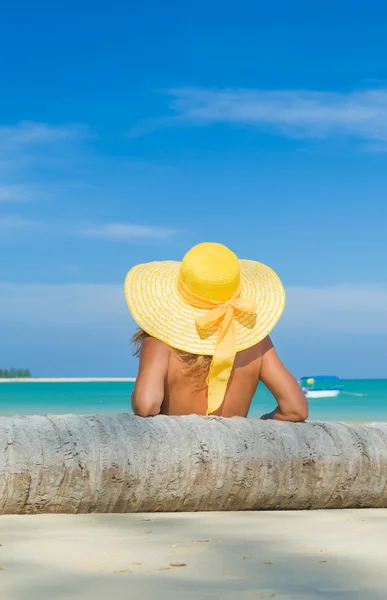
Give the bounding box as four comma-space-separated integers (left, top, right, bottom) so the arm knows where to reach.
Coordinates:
125, 242, 285, 415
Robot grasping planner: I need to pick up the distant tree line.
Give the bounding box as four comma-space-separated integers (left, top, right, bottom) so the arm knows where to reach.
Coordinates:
0, 368, 31, 379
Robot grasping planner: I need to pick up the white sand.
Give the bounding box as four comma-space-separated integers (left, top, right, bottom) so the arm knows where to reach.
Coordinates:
1, 510, 387, 599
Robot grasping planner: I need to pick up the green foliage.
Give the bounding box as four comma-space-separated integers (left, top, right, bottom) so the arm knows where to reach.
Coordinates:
0, 368, 31, 379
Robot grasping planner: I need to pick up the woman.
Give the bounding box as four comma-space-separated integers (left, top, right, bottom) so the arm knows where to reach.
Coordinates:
125, 242, 308, 422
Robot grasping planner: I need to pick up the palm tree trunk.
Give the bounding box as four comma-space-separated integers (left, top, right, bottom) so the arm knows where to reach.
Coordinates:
0, 414, 386, 514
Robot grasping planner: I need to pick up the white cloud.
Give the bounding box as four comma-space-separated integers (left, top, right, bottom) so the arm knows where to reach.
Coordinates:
0, 121, 89, 181
0, 121, 91, 233
282, 284, 387, 333
0, 184, 39, 203
0, 283, 126, 327
0, 122, 90, 206
1, 281, 387, 333
0, 218, 175, 239
79, 222, 175, 241
0, 216, 37, 229
0, 121, 87, 150
166, 87, 387, 142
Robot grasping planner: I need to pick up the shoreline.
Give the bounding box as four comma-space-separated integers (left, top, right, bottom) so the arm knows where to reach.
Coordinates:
0, 377, 136, 383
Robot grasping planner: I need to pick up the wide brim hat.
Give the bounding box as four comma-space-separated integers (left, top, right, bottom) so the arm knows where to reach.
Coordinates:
125, 246, 286, 356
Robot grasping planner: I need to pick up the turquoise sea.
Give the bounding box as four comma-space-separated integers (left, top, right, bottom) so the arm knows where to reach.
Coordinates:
0, 379, 387, 422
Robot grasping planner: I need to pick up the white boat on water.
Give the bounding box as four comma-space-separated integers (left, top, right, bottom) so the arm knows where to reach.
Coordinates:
304, 389, 341, 399
298, 376, 343, 399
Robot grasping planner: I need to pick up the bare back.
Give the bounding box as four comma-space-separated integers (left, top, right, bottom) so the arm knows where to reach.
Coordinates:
162, 338, 271, 417
131, 335, 308, 421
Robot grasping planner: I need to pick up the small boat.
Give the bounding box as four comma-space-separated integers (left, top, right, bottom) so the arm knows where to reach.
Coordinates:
298, 376, 343, 399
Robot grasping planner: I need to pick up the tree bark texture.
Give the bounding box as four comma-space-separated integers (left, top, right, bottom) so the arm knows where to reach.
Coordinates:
0, 414, 386, 514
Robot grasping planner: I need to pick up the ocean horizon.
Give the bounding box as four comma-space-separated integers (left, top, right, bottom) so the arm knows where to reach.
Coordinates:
1, 378, 386, 422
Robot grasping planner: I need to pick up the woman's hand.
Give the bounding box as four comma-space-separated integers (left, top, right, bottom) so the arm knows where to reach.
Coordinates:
260, 341, 308, 422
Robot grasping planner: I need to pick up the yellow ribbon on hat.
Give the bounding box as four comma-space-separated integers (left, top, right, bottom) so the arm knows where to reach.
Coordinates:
177, 276, 257, 415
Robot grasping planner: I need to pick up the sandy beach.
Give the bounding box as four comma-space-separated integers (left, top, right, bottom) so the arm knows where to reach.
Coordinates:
1, 510, 387, 599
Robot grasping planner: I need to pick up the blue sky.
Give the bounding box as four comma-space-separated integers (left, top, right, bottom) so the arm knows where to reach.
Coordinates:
1, 0, 387, 377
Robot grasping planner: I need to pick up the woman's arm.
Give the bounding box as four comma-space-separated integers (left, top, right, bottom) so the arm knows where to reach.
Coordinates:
260, 340, 308, 422
131, 337, 170, 417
